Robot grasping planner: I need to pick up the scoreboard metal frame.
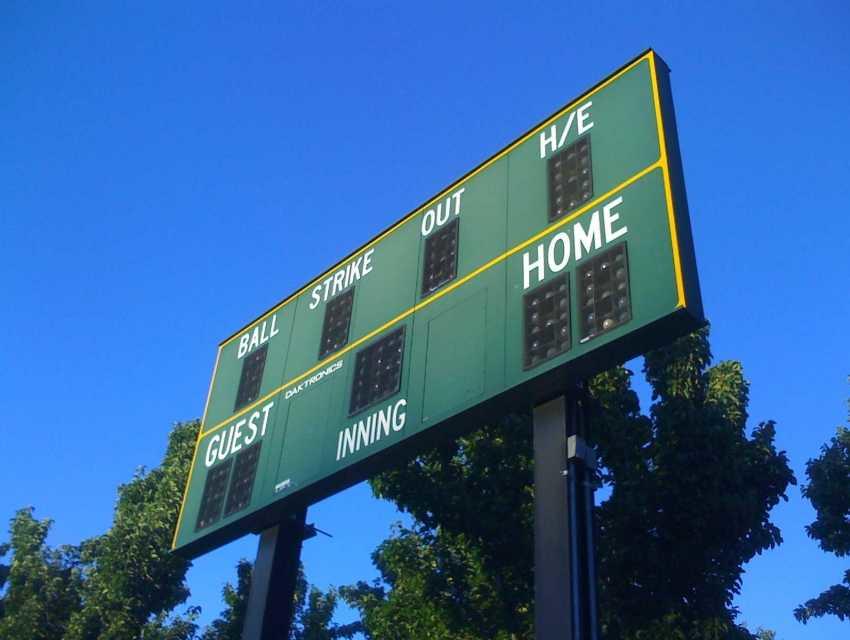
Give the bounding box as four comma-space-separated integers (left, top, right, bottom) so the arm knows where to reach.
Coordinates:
173, 49, 703, 558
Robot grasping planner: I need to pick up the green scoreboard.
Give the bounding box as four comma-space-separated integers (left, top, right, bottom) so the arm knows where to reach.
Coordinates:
173, 50, 703, 557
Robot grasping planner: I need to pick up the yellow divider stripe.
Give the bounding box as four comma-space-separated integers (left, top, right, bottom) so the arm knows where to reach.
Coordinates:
198, 160, 662, 441
217, 53, 654, 350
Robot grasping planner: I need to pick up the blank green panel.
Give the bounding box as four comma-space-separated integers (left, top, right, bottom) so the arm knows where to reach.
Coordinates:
422, 291, 487, 420
275, 387, 332, 496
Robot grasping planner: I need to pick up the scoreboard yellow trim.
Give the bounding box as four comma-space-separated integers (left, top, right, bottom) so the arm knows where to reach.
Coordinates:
648, 53, 686, 308
173, 49, 688, 549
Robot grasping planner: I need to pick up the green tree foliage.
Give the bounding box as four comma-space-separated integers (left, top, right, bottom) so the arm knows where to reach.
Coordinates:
0, 541, 8, 619
795, 385, 850, 624
202, 559, 361, 640
343, 328, 795, 639
342, 415, 534, 640
595, 330, 794, 638
294, 582, 362, 640
0, 417, 344, 640
201, 560, 252, 640
64, 420, 200, 640
0, 508, 82, 640
139, 608, 201, 640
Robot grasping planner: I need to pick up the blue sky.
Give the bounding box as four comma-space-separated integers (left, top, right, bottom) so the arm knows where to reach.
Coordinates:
2, 2, 849, 638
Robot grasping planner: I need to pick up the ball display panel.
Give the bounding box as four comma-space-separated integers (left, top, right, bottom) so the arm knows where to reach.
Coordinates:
234, 343, 268, 411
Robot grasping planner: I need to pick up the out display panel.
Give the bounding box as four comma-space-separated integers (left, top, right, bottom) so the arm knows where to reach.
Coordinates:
173, 50, 703, 557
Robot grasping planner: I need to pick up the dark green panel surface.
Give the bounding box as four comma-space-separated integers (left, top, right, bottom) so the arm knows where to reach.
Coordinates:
273, 377, 333, 497
174, 50, 703, 557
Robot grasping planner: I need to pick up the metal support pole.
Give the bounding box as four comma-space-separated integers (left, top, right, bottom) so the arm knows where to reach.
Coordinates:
533, 385, 599, 640
242, 507, 308, 640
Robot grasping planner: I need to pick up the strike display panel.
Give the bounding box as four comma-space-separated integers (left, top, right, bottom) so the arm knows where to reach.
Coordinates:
319, 288, 355, 359
173, 50, 703, 558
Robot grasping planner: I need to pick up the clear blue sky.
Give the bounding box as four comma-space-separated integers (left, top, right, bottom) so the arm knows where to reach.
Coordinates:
2, 2, 849, 638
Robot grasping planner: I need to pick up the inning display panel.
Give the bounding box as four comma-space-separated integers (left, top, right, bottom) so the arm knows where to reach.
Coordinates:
173, 49, 703, 557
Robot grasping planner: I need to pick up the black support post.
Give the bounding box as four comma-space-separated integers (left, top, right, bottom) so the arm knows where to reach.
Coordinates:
242, 507, 308, 640
533, 385, 599, 640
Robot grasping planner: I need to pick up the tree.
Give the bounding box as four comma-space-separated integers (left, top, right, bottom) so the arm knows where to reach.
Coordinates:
342, 415, 534, 640
294, 582, 362, 640
594, 330, 795, 638
0, 508, 82, 640
795, 383, 850, 624
201, 560, 252, 640
0, 416, 344, 640
0, 421, 198, 639
0, 540, 8, 620
343, 327, 795, 639
139, 607, 201, 640
65, 420, 200, 640
203, 560, 362, 640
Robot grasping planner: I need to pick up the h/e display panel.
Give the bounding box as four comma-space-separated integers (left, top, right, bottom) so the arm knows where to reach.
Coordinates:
173, 50, 703, 558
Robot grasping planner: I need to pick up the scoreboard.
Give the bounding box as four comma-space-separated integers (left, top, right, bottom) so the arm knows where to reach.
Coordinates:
173, 50, 703, 557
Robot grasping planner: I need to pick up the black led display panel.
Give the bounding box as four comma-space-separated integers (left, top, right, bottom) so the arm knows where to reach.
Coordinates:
319, 288, 355, 359
548, 136, 593, 222
234, 343, 268, 410
578, 242, 631, 342
223, 441, 262, 517
523, 274, 571, 369
421, 218, 459, 297
195, 459, 232, 531
349, 326, 405, 416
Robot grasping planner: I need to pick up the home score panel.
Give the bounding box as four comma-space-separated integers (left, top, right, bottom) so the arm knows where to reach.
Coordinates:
173, 50, 703, 558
